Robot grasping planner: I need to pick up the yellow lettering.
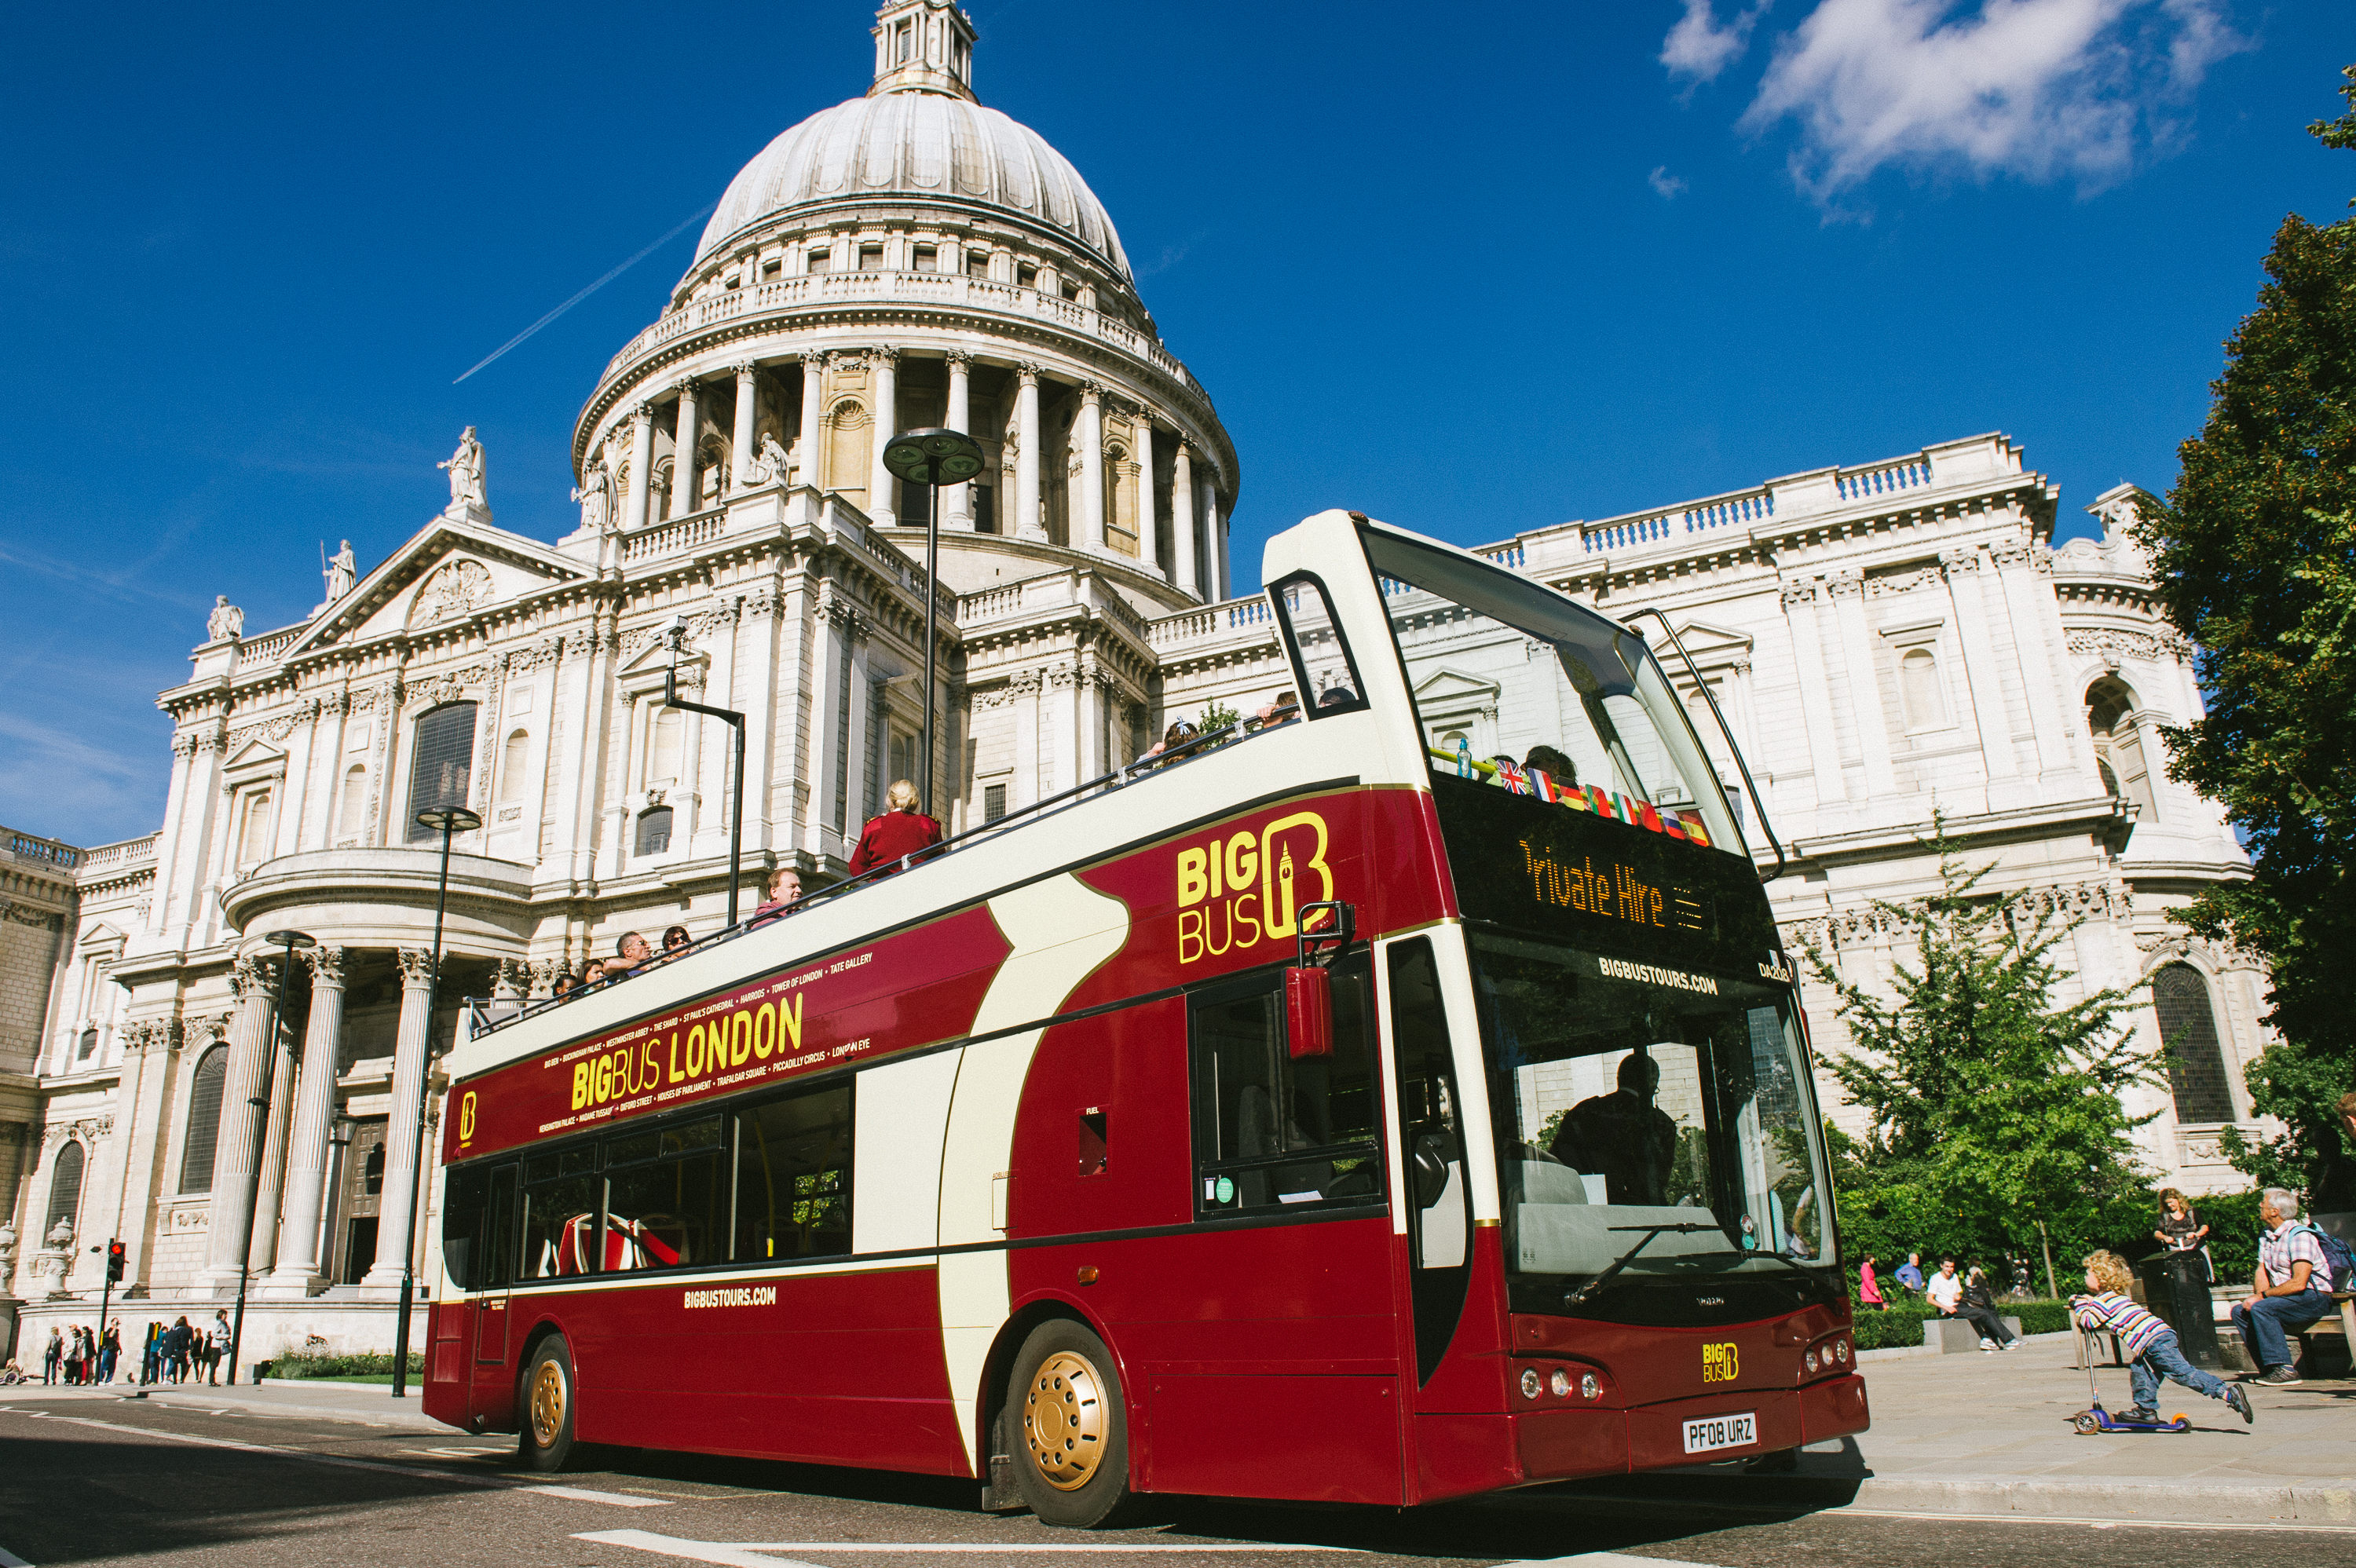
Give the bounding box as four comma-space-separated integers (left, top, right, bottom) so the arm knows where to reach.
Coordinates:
1232, 891, 1262, 951
1225, 832, 1258, 894
779, 992, 804, 1051
754, 1002, 775, 1059
1176, 848, 1208, 908
572, 1063, 589, 1110
1259, 813, 1333, 939
1209, 839, 1224, 897
731, 1009, 752, 1068
1205, 897, 1235, 957
459, 1091, 477, 1141
595, 1055, 613, 1104
686, 1023, 705, 1079
1178, 907, 1205, 964
668, 1031, 683, 1084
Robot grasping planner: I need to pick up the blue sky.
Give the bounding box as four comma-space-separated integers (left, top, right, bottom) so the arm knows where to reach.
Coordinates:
2, 1, 2346, 847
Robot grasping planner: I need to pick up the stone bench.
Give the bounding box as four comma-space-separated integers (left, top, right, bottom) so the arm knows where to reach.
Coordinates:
2290, 1292, 2355, 1380
1929, 1314, 2023, 1353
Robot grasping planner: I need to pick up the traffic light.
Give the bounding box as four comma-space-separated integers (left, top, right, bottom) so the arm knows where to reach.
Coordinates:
106, 1239, 126, 1282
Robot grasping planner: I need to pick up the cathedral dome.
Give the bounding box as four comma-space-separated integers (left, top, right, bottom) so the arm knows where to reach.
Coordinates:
693, 80, 1130, 281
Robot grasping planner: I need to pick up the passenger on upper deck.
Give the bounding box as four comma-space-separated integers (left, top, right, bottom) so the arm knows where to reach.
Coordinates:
1317, 687, 1357, 710
551, 970, 581, 997
1143, 719, 1201, 766
847, 780, 943, 877
599, 931, 653, 981
1253, 692, 1300, 729
660, 926, 690, 958
1526, 744, 1578, 788
754, 866, 803, 919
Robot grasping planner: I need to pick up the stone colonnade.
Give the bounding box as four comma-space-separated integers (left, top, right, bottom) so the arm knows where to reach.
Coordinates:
610, 349, 1230, 601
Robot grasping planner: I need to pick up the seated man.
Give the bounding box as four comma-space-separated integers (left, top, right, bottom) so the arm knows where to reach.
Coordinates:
1548, 1051, 1677, 1206
753, 865, 802, 919
598, 930, 653, 981
2231, 1187, 2336, 1385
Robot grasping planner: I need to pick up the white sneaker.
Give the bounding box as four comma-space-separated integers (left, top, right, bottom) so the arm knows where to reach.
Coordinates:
1978, 1337, 1997, 1349
2003, 1340, 2022, 1351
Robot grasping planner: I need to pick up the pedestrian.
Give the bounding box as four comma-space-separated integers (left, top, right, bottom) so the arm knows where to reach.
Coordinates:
845, 780, 943, 877
141, 1322, 161, 1385
64, 1325, 87, 1385
2073, 1250, 2253, 1425
99, 1323, 120, 1384
209, 1309, 232, 1383
2230, 1187, 2336, 1385
1961, 1266, 2021, 1350
1926, 1256, 2019, 1350
2153, 1187, 2214, 1282
42, 1326, 62, 1384
164, 1315, 192, 1383
1858, 1254, 1886, 1310
1893, 1251, 1926, 1298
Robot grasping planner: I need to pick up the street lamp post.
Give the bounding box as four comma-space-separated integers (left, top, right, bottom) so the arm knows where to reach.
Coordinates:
882, 428, 986, 815
661, 617, 748, 927
390, 805, 481, 1398
227, 927, 313, 1388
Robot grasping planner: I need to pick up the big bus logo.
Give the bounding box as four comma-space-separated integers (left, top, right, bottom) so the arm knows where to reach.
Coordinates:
457, 1091, 477, 1145
1175, 810, 1333, 964
1702, 1342, 1740, 1383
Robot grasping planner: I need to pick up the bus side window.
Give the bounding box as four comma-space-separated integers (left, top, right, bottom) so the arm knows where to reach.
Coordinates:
734, 1084, 853, 1261
1191, 955, 1379, 1217
521, 1149, 603, 1278
605, 1117, 725, 1270
1388, 935, 1472, 1383
481, 1163, 517, 1288
442, 1164, 488, 1290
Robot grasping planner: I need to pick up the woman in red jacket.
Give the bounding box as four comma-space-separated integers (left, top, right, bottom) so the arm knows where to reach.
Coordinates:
847, 779, 943, 876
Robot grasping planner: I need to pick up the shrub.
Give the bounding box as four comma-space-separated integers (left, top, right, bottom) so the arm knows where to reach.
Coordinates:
1848, 1299, 2074, 1351
266, 1351, 424, 1379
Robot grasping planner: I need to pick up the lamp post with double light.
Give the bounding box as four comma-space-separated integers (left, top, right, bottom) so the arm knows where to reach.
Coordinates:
226, 927, 313, 1387
660, 616, 748, 927
390, 805, 479, 1398
881, 428, 986, 814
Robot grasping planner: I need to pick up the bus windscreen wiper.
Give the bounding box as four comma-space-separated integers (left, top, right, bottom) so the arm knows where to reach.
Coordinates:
1565, 1222, 1724, 1307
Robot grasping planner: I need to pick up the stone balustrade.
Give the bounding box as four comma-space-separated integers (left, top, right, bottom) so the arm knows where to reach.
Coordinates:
601, 269, 1202, 397
77, 833, 159, 874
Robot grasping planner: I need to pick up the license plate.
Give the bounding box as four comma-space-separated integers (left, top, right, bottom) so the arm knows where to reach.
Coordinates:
1681, 1411, 1758, 1454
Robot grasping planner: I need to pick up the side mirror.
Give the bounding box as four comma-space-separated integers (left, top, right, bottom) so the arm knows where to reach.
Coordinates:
1285, 965, 1332, 1058
1411, 1133, 1453, 1208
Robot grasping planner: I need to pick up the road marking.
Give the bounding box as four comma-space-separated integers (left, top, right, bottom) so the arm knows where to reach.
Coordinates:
577, 1536, 1366, 1566
1829, 1507, 2356, 1535
525, 1485, 672, 1508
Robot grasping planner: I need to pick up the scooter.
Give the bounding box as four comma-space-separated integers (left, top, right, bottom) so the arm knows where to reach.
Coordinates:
2070, 1358, 2191, 1434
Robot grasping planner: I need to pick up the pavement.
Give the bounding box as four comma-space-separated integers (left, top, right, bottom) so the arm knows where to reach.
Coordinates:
1581, 1329, 2356, 1526
1, 1375, 451, 1431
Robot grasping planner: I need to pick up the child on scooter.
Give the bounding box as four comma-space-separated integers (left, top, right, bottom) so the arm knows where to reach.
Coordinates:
2070, 1250, 2253, 1426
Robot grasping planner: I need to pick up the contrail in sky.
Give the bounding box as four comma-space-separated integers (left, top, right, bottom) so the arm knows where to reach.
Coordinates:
453, 202, 719, 384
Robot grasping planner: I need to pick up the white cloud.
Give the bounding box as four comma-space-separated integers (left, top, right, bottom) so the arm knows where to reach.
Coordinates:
1663, 1, 1772, 85
1739, 0, 2247, 203
1649, 166, 1692, 199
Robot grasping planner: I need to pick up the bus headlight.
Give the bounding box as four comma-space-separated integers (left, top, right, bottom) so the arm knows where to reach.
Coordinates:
1835, 1339, 1849, 1363
1805, 1349, 1819, 1374
1520, 1368, 1542, 1400
1549, 1368, 1572, 1398
1580, 1372, 1601, 1401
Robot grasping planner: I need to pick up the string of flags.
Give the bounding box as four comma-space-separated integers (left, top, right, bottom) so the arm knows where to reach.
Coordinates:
1439, 740, 1713, 849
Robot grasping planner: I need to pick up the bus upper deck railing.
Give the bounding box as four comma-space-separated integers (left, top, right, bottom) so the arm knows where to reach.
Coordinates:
462, 710, 1292, 1043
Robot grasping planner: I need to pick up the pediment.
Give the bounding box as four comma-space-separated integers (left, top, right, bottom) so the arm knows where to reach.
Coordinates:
222, 740, 290, 785
285, 516, 587, 658
77, 921, 126, 951
617, 630, 709, 696
1666, 619, 1753, 668
1413, 667, 1500, 708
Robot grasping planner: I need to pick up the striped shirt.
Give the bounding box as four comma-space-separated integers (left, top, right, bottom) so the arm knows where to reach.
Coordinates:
2258, 1222, 2334, 1296
2069, 1292, 2170, 1359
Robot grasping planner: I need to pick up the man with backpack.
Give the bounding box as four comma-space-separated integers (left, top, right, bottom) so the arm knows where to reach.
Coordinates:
2230, 1188, 2347, 1385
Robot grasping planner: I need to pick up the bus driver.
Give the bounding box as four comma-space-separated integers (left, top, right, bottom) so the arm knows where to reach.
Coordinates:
1549, 1051, 1678, 1206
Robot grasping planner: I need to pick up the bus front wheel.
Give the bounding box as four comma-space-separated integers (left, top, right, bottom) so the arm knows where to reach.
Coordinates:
520, 1337, 584, 1473
1009, 1320, 1140, 1528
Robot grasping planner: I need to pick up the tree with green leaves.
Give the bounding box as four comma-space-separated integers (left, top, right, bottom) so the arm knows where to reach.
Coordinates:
2133, 64, 2356, 1209
1803, 818, 2161, 1271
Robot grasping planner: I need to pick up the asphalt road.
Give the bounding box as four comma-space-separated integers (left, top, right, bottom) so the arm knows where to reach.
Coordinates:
0, 1391, 2344, 1568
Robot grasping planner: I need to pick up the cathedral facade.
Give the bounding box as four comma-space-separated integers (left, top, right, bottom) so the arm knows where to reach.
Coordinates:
0, 2, 2268, 1359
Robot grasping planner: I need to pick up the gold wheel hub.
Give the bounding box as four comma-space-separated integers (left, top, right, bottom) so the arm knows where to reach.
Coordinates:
1022, 1350, 1107, 1490
529, 1358, 567, 1449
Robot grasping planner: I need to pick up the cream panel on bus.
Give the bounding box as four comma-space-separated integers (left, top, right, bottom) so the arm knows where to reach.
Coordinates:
853, 1050, 961, 1255
935, 872, 1130, 1472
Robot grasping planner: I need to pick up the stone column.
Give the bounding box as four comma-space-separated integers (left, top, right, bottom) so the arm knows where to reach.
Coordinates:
670, 381, 699, 520
1172, 443, 1198, 598
730, 362, 759, 491
1825, 572, 1898, 800
1014, 364, 1044, 539
363, 948, 435, 1292
247, 1025, 298, 1274
625, 404, 655, 531
867, 347, 899, 524
1202, 477, 1228, 601
1076, 384, 1107, 552
797, 357, 825, 486
1779, 579, 1849, 810
1133, 417, 1159, 576
267, 945, 346, 1296
943, 352, 973, 529
199, 956, 278, 1290
1992, 537, 2080, 780
1940, 548, 2020, 789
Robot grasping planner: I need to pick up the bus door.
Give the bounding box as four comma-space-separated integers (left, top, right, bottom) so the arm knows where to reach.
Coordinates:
472, 1163, 518, 1404
1385, 937, 1473, 1384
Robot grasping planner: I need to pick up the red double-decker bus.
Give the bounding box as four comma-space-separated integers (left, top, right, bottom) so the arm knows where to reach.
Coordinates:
425, 510, 1866, 1523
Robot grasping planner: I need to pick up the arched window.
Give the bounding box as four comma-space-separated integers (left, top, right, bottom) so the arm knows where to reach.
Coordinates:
636, 806, 675, 857
235, 788, 275, 868
2087, 677, 2158, 821
1900, 649, 1946, 731
338, 764, 368, 840
499, 729, 530, 802
649, 707, 682, 784
78, 1027, 99, 1060
2153, 963, 2236, 1123
180, 1044, 228, 1193
44, 1139, 86, 1239
827, 400, 870, 498
405, 702, 477, 842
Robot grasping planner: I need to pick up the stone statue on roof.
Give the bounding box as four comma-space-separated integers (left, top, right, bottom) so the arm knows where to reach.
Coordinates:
573, 462, 612, 533
207, 595, 244, 641
439, 426, 488, 510
324, 539, 357, 601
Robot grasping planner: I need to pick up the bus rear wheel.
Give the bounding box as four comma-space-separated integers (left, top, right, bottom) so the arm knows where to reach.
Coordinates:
1009, 1320, 1139, 1528
519, 1337, 584, 1472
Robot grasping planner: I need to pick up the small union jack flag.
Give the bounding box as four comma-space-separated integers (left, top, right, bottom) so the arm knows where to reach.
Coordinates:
1494, 759, 1531, 795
